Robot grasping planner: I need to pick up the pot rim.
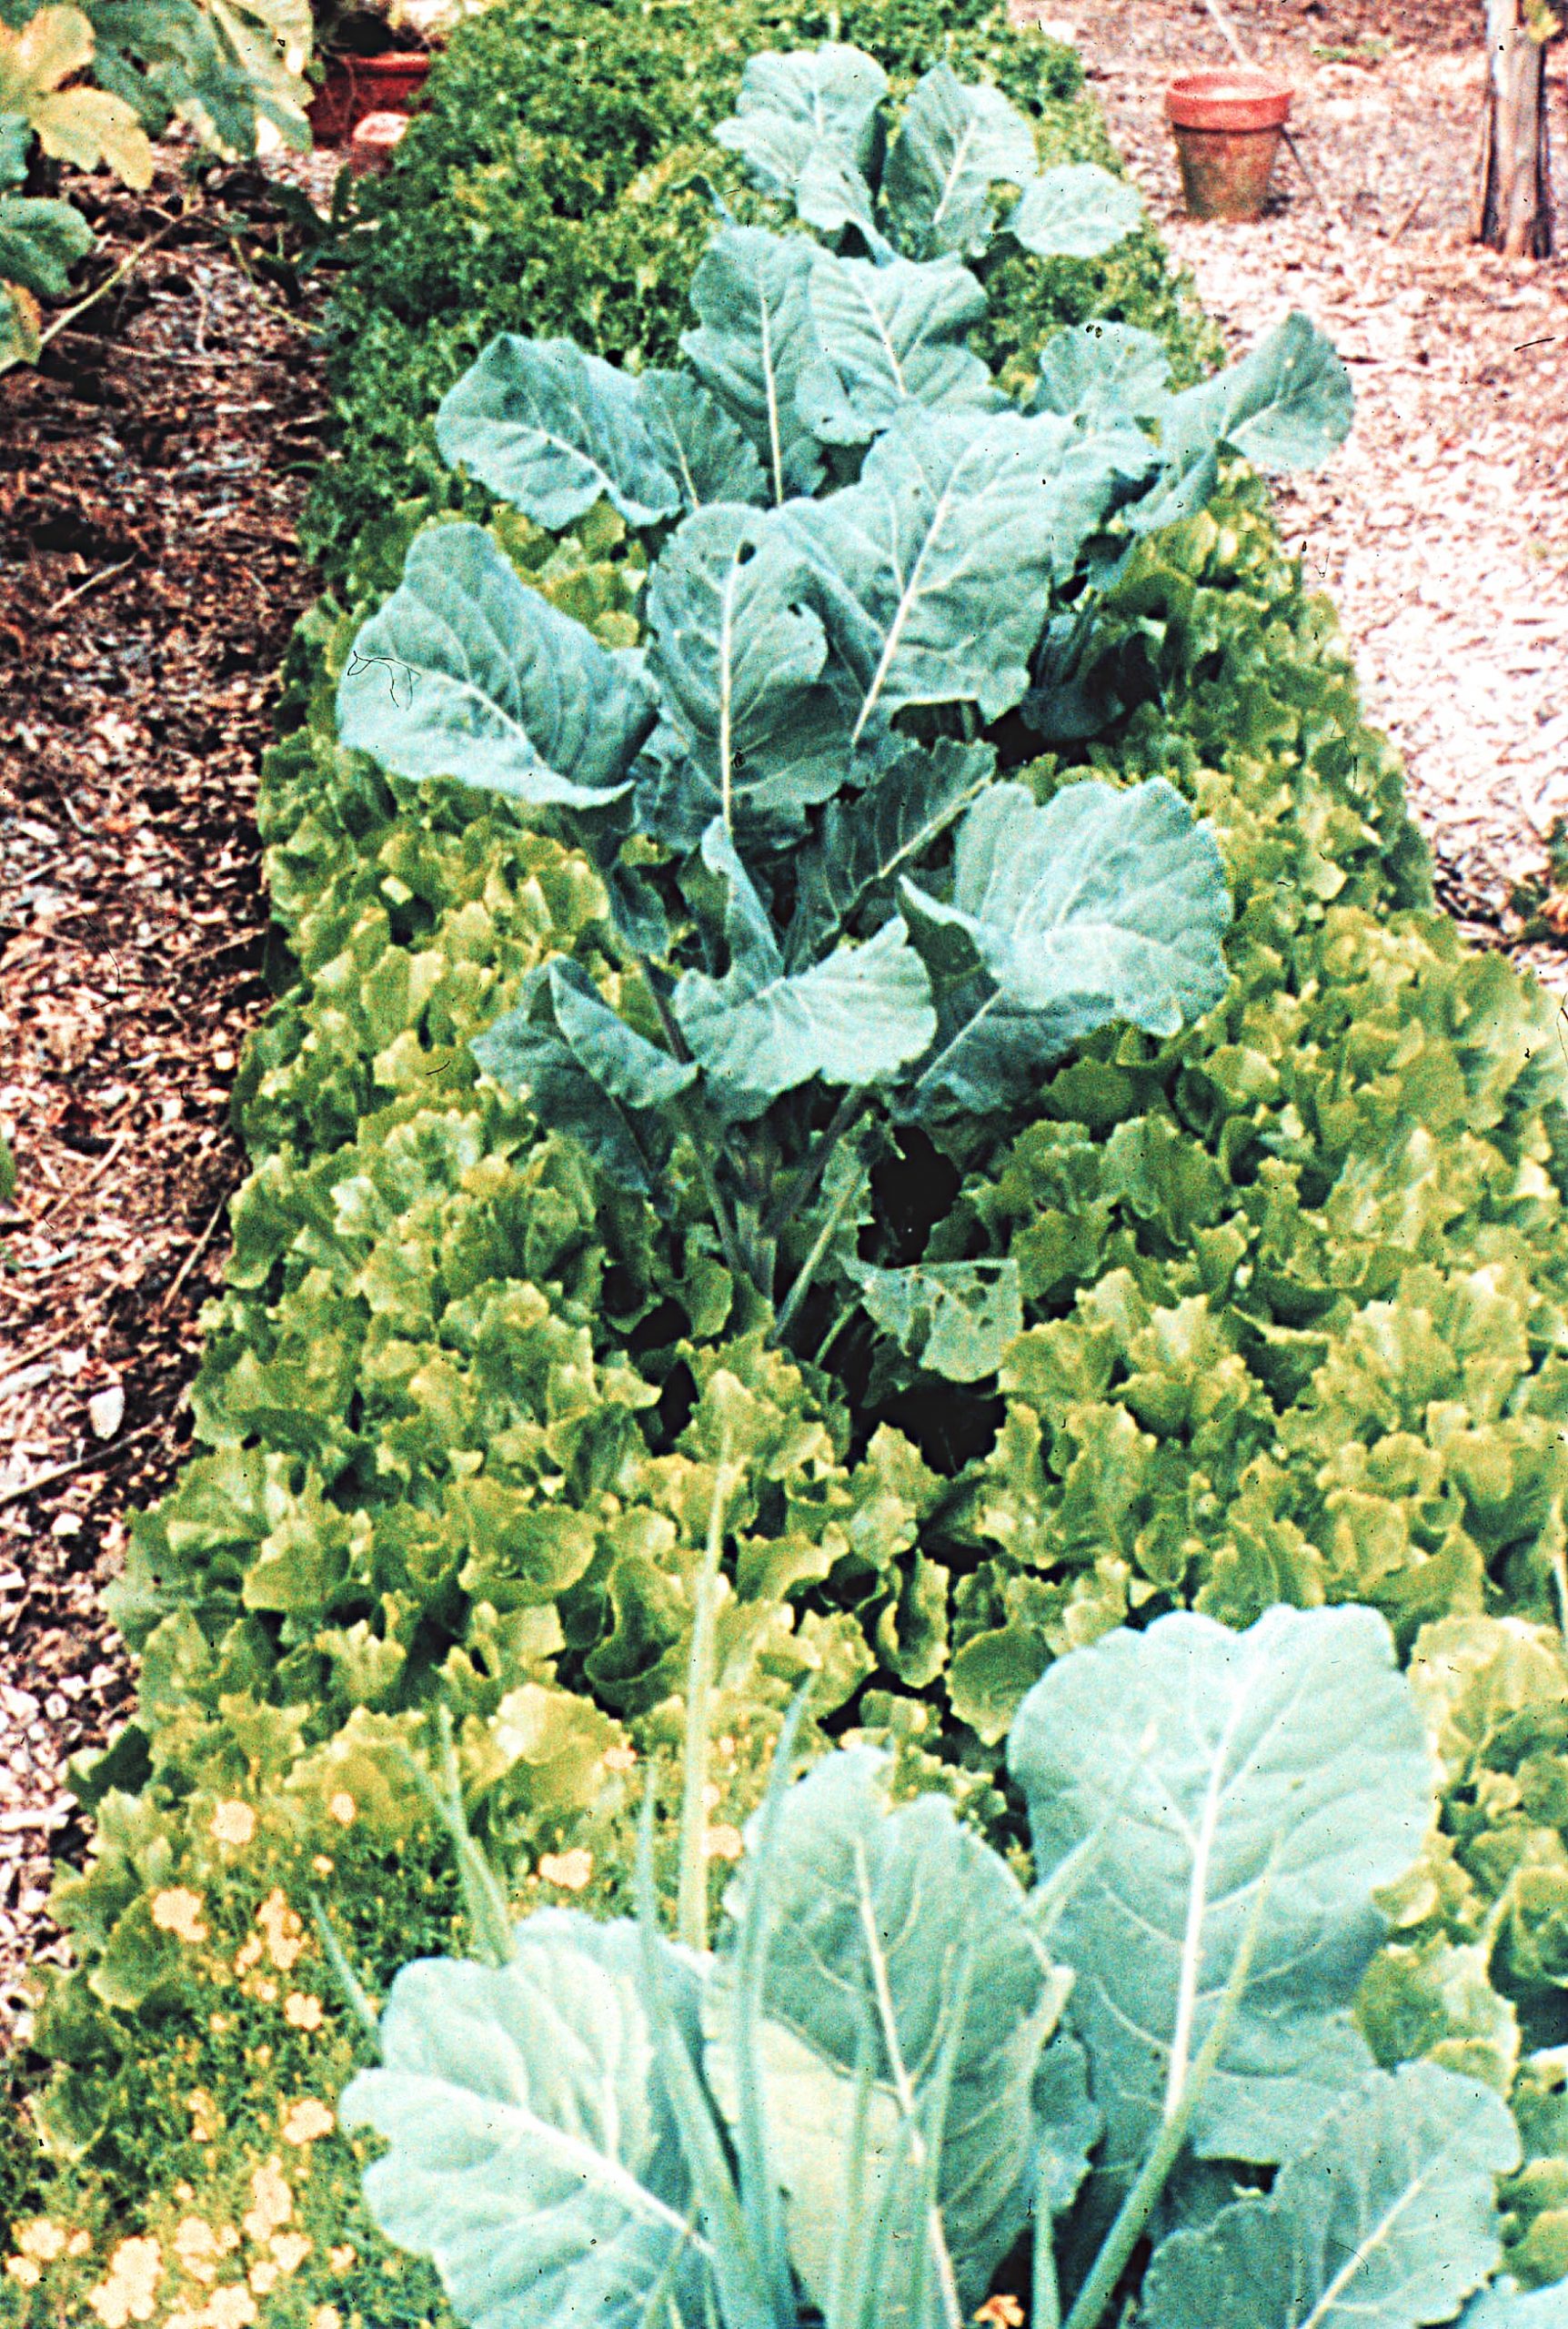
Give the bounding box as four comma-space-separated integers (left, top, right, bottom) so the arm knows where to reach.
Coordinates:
1166, 68, 1293, 131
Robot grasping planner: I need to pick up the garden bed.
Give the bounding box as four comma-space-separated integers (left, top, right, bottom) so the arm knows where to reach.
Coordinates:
3, 1, 1568, 2320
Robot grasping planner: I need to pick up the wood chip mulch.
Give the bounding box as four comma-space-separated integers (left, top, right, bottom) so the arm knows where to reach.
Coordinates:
0, 156, 331, 2039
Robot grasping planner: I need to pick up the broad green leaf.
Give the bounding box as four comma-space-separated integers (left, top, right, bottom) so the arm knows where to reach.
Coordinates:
638, 368, 769, 510
881, 63, 1038, 259
435, 336, 683, 530
702, 1748, 1068, 2326
681, 227, 825, 504
471, 961, 692, 1198
1133, 313, 1353, 532
900, 778, 1231, 1120
640, 504, 852, 846
713, 41, 887, 198
0, 188, 93, 299
795, 143, 892, 257
0, 113, 28, 186
1032, 2032, 1101, 2217
787, 738, 995, 963
1142, 2062, 1520, 2329
848, 1256, 1022, 1384
338, 523, 654, 811
672, 822, 936, 1114
797, 251, 1000, 445
339, 1912, 711, 2329
1030, 320, 1172, 428
1007, 162, 1142, 260
783, 409, 1131, 743
1010, 1605, 1438, 2183
1461, 2283, 1568, 2328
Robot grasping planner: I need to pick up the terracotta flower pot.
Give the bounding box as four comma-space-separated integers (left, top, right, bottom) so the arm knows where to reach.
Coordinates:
1166, 69, 1293, 222
308, 51, 431, 147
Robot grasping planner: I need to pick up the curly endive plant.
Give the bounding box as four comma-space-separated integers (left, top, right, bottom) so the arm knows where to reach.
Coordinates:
337, 45, 1353, 1401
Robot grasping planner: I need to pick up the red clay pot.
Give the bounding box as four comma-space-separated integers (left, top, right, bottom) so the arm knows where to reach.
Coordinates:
308, 52, 431, 147
1166, 69, 1293, 221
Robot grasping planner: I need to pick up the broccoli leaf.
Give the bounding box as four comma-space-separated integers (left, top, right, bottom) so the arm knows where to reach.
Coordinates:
881, 62, 1038, 260
797, 250, 1000, 445
472, 961, 693, 1198
900, 778, 1231, 1119
1009, 1605, 1438, 2185
338, 1913, 711, 2329
337, 523, 655, 809
783, 409, 1133, 742
713, 40, 887, 199
672, 822, 936, 1114
1142, 2062, 1520, 2329
435, 336, 685, 530
702, 1748, 1069, 2328
1030, 319, 1173, 429
1007, 163, 1143, 260
1132, 311, 1353, 530
681, 227, 826, 504
641, 503, 853, 846
847, 1256, 1023, 1384
787, 738, 995, 963
638, 367, 769, 510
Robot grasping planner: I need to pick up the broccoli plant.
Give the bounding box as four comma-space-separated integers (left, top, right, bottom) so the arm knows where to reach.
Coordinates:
336, 45, 1353, 1406
336, 1602, 1557, 2329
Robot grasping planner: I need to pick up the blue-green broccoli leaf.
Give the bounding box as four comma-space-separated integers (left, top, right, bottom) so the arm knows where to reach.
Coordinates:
787, 738, 995, 964
640, 503, 854, 847
880, 63, 1038, 260
681, 227, 826, 504
472, 960, 694, 1197
1007, 163, 1143, 261
1131, 311, 1353, 531
1141, 2062, 1520, 2329
899, 777, 1231, 1120
847, 1256, 1023, 1384
702, 1748, 1070, 2329
337, 1912, 712, 2329
671, 822, 936, 1114
783, 410, 1141, 743
1030, 320, 1173, 430
713, 41, 888, 200
435, 337, 685, 530
797, 251, 1000, 445
638, 368, 769, 510
1009, 1605, 1438, 2188
337, 524, 655, 810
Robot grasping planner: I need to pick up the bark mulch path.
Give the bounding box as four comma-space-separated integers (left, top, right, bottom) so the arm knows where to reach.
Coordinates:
1069, 0, 1568, 984
0, 156, 330, 2039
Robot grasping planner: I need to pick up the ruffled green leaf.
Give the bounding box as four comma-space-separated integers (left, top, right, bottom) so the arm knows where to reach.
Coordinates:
436, 336, 684, 529
337, 523, 654, 810
1008, 162, 1143, 260
1010, 1605, 1438, 2183
797, 251, 999, 445
0, 186, 94, 297
881, 61, 1038, 259
1142, 2062, 1520, 2329
339, 1913, 711, 2329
